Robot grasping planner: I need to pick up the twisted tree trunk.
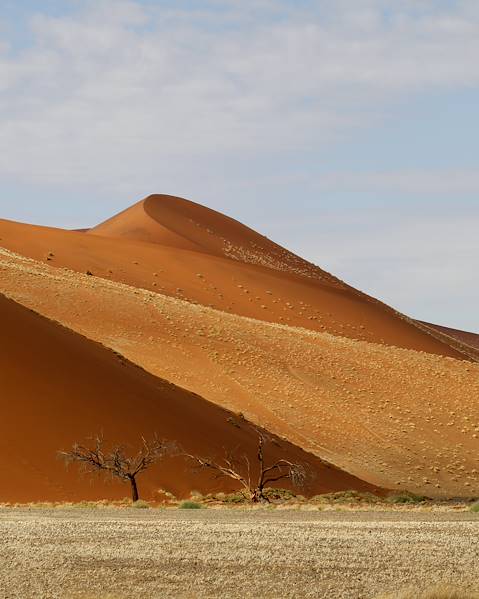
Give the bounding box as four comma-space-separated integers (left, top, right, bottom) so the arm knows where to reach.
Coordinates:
129, 475, 139, 502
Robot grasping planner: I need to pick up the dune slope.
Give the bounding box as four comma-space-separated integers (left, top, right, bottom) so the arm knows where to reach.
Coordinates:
1, 248, 478, 498
420, 321, 479, 351
0, 195, 475, 360
0, 292, 376, 503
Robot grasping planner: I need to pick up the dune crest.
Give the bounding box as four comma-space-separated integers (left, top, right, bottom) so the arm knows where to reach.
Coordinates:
0, 197, 475, 359
89, 194, 344, 282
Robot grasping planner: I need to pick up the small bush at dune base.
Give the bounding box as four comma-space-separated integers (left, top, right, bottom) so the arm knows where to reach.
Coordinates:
470, 502, 479, 513
377, 584, 479, 598
262, 488, 297, 501
223, 492, 248, 504
386, 491, 428, 504
179, 501, 203, 509
312, 490, 382, 504
132, 500, 150, 509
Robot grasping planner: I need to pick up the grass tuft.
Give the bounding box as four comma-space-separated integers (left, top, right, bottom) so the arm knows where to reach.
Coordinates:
178, 501, 203, 510
386, 491, 428, 504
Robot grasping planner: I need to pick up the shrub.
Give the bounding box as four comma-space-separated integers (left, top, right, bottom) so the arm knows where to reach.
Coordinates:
386, 491, 428, 504
132, 500, 150, 509
470, 502, 479, 513
262, 488, 296, 502
312, 490, 382, 504
223, 492, 248, 504
179, 501, 203, 509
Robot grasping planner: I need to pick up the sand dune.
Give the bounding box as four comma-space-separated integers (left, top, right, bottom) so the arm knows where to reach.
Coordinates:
1, 194, 477, 501
1, 248, 478, 498
0, 195, 475, 361
0, 292, 374, 503
420, 321, 479, 351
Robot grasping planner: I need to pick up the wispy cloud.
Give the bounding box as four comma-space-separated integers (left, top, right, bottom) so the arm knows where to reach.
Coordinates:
1, 0, 479, 191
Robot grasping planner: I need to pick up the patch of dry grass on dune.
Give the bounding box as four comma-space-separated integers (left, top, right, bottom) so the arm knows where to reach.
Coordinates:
377, 585, 479, 599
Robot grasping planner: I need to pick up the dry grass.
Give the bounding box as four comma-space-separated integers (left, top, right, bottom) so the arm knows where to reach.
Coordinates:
1, 490, 477, 512
1, 508, 478, 598
377, 584, 479, 598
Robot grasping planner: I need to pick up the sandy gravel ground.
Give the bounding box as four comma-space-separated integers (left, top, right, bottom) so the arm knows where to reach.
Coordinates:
1, 509, 478, 599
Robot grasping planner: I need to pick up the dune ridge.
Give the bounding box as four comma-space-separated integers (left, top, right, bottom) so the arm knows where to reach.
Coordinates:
0, 195, 475, 360
420, 321, 479, 352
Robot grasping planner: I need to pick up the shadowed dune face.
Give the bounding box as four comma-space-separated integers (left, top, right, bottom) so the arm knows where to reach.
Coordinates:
1, 250, 478, 498
0, 195, 475, 361
0, 293, 374, 503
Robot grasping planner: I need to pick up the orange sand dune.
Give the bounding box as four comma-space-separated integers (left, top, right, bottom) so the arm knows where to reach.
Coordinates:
90, 194, 339, 279
0, 293, 374, 503
1, 249, 478, 498
420, 321, 479, 352
0, 195, 475, 361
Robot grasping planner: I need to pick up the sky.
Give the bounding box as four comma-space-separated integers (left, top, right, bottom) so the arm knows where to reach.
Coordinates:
0, 0, 478, 331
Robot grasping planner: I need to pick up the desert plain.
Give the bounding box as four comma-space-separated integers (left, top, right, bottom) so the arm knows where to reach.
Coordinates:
1, 507, 478, 599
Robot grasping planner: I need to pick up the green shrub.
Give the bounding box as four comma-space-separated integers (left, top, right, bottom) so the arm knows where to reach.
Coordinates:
179, 501, 203, 509
470, 501, 479, 513
386, 492, 427, 504
223, 492, 248, 504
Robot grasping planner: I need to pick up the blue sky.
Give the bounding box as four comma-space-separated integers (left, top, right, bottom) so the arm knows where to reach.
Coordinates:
0, 0, 478, 331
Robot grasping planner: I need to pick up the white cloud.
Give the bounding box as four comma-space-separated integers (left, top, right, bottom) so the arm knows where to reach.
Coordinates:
0, 0, 479, 192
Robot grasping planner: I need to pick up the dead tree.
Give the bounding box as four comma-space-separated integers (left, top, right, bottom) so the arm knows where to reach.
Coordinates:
186, 433, 306, 502
60, 435, 169, 501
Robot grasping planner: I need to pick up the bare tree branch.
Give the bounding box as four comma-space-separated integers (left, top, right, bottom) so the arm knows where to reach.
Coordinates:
59, 435, 173, 502
185, 429, 308, 503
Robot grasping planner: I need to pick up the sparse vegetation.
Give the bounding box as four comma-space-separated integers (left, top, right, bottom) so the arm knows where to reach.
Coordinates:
312, 490, 383, 504
2, 509, 478, 598
178, 501, 203, 509
387, 491, 428, 504
469, 502, 479, 513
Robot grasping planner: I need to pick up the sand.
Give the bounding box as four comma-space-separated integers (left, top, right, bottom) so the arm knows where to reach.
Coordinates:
421, 321, 479, 351
0, 293, 373, 503
0, 248, 478, 498
1, 194, 478, 502
0, 195, 475, 360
